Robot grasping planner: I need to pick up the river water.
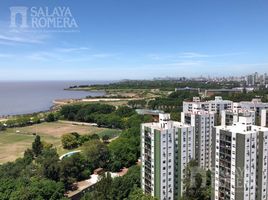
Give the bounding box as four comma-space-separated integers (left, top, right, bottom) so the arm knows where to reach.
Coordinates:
0, 81, 107, 116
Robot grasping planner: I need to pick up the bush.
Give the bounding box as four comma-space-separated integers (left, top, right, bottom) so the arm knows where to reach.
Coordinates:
61, 133, 80, 149
46, 113, 56, 122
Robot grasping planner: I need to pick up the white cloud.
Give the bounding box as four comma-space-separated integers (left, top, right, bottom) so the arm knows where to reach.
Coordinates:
0, 34, 40, 44
163, 61, 203, 67
55, 47, 90, 53
26, 52, 55, 61
0, 21, 50, 45
24, 48, 118, 63
147, 51, 246, 60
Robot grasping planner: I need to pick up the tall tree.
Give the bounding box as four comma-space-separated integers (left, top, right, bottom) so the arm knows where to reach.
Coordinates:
32, 135, 43, 157
36, 148, 60, 181
60, 153, 90, 189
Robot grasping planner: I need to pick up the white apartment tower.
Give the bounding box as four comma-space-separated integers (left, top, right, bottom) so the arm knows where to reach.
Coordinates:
181, 110, 215, 170
141, 113, 195, 200
212, 116, 268, 200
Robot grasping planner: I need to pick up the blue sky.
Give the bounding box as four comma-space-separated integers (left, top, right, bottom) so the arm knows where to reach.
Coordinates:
0, 0, 268, 80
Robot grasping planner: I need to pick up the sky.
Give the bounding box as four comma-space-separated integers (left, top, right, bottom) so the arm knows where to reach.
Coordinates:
0, 0, 268, 80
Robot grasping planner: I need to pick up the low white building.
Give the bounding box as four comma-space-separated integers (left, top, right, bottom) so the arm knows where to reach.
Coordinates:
183, 96, 233, 115
233, 99, 268, 116
221, 109, 256, 126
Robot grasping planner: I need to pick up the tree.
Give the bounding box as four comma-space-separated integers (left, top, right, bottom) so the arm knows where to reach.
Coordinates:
82, 140, 109, 169
67, 112, 76, 121
32, 135, 43, 157
0, 178, 18, 200
61, 133, 80, 149
60, 103, 116, 123
128, 99, 147, 109
90, 134, 100, 140
128, 187, 157, 200
181, 160, 211, 200
170, 111, 181, 121
115, 106, 136, 117
36, 148, 60, 181
108, 137, 137, 171
81, 166, 143, 200
9, 178, 65, 200
23, 149, 34, 164
102, 135, 110, 143
81, 173, 113, 200
109, 165, 141, 199
42, 141, 53, 150
0, 123, 6, 131
46, 113, 56, 122
60, 153, 90, 189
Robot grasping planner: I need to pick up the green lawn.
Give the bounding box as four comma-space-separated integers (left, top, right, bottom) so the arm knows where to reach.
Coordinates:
0, 121, 120, 164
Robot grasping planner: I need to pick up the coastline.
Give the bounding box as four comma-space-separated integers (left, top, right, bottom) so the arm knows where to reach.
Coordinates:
0, 81, 107, 118
0, 85, 147, 120
0, 106, 54, 121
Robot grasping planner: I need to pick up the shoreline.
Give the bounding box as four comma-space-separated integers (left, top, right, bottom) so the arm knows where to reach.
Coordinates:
0, 86, 147, 120
0, 96, 140, 121
0, 88, 107, 120
0, 99, 62, 120
0, 107, 54, 121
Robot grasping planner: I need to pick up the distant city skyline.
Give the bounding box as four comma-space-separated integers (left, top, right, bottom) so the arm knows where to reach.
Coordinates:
0, 0, 268, 80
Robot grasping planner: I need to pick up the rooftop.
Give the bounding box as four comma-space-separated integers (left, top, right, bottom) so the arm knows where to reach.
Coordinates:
142, 121, 192, 131
217, 116, 268, 134
136, 109, 164, 115
184, 96, 233, 103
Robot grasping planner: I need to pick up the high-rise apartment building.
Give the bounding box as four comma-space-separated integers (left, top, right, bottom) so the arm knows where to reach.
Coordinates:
246, 72, 268, 86
181, 110, 215, 170
212, 116, 268, 200
141, 113, 194, 200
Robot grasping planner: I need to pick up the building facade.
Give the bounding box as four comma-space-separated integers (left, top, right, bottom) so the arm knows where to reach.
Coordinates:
261, 109, 268, 127
141, 113, 194, 200
233, 99, 268, 116
181, 110, 215, 170
221, 110, 256, 126
183, 96, 233, 115
212, 116, 268, 200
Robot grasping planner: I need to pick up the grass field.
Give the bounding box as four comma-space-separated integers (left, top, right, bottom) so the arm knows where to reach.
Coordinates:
0, 121, 120, 164
71, 87, 171, 99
